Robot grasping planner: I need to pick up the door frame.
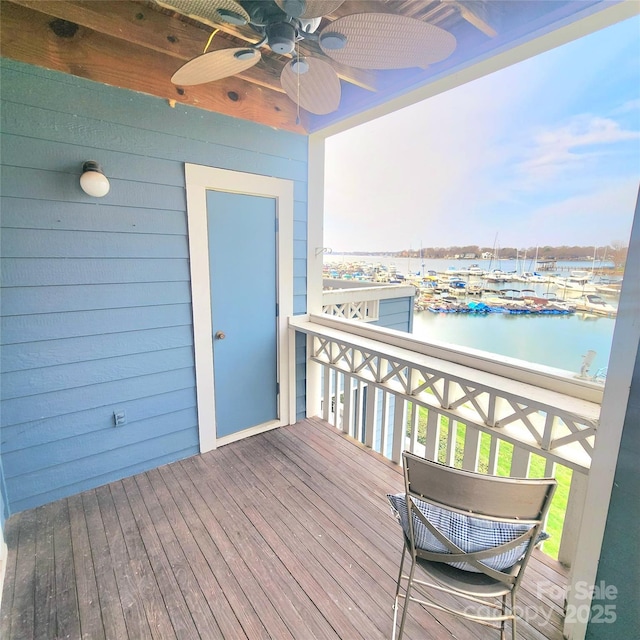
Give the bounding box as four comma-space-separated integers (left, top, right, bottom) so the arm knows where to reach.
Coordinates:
185, 163, 294, 453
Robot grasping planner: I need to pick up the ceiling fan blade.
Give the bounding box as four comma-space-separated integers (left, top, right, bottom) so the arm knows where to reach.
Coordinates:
155, 0, 249, 27
319, 13, 456, 69
172, 48, 261, 85
275, 0, 345, 19
280, 57, 341, 115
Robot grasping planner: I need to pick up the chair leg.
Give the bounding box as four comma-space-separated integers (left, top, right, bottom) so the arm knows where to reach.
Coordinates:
396, 556, 417, 640
500, 594, 507, 640
511, 592, 517, 640
393, 545, 407, 602
392, 546, 407, 640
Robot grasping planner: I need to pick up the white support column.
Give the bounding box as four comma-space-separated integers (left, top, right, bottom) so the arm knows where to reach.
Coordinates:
558, 471, 589, 567
307, 135, 325, 316
306, 136, 326, 422
564, 187, 640, 640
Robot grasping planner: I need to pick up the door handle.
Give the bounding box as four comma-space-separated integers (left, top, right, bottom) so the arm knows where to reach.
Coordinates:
214, 331, 226, 340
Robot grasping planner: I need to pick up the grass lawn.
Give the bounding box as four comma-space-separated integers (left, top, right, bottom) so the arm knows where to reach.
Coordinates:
407, 403, 571, 560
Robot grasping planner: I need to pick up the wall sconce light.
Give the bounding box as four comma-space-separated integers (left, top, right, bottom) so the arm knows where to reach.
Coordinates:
80, 161, 110, 197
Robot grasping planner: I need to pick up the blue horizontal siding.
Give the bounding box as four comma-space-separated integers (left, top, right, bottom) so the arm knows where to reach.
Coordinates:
0, 59, 309, 513
3, 408, 198, 479
2, 282, 192, 315
0, 166, 187, 210
1, 197, 188, 235
1, 60, 308, 162
1, 257, 190, 287
1, 227, 189, 258
1, 388, 197, 454
2, 347, 195, 400
2, 326, 194, 372
375, 297, 414, 333
2, 368, 196, 427
1, 102, 309, 189
1, 304, 193, 344
10, 439, 200, 514
1, 134, 187, 187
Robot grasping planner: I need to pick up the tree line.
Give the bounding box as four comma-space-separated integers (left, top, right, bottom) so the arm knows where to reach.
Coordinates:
393, 244, 627, 267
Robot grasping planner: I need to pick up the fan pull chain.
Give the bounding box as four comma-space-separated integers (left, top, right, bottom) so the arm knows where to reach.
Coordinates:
203, 28, 219, 54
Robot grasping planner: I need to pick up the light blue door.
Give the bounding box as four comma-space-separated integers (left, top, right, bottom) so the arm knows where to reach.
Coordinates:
206, 189, 278, 438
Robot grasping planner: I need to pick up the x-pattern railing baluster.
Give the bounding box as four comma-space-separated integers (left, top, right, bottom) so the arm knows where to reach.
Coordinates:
380, 360, 410, 393
447, 383, 490, 423
495, 400, 545, 444
303, 327, 598, 469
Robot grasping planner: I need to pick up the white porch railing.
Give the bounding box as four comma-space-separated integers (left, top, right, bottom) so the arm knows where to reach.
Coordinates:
322, 279, 415, 323
290, 314, 602, 568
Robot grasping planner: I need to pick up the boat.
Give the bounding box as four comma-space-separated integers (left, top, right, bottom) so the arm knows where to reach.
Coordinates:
595, 282, 622, 297
484, 269, 514, 283
552, 270, 598, 297
575, 294, 617, 317
518, 271, 552, 284
448, 278, 467, 294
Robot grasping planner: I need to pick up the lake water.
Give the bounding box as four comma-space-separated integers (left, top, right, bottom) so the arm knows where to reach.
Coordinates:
325, 254, 617, 376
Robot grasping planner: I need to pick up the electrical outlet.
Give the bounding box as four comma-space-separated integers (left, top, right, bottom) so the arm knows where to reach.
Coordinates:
113, 410, 127, 426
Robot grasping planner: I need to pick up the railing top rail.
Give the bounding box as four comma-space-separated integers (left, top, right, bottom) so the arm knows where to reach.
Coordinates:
289, 314, 603, 414
322, 283, 416, 303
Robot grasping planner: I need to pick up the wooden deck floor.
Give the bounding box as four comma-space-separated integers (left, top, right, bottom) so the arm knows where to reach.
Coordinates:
1, 417, 568, 640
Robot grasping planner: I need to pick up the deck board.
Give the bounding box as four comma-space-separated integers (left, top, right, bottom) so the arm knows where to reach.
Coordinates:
0, 418, 568, 639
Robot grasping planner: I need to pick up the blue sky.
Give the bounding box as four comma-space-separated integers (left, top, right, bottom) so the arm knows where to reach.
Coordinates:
324, 14, 640, 253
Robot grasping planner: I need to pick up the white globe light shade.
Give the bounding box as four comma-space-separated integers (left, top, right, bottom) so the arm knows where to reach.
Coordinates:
80, 162, 110, 197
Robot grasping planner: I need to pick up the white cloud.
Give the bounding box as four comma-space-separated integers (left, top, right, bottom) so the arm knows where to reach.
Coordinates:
517, 115, 640, 182
613, 98, 640, 115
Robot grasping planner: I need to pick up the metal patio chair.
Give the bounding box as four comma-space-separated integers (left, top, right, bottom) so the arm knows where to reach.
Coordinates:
390, 451, 556, 640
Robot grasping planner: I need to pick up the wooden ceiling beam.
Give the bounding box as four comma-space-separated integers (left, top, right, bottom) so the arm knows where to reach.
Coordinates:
11, 0, 379, 94
0, 1, 305, 132
6, 0, 287, 92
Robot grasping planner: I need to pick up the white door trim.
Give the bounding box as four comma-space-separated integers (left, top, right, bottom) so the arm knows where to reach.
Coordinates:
185, 164, 294, 453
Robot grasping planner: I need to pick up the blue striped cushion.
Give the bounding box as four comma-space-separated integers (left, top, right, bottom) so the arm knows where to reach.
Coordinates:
387, 493, 548, 573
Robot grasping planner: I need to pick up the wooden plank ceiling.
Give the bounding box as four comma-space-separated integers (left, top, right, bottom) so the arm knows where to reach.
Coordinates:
0, 0, 596, 133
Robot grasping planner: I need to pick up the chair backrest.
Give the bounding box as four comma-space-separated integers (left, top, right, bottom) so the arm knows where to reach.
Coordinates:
401, 451, 557, 582
403, 451, 556, 521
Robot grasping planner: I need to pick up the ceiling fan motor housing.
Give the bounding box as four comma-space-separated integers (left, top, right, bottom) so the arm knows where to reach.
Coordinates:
266, 21, 297, 54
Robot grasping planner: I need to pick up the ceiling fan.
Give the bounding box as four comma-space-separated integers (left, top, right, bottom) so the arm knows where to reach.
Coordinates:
156, 0, 457, 116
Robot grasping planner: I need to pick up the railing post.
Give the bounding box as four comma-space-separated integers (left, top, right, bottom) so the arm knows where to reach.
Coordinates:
424, 409, 439, 461
559, 471, 589, 567
510, 446, 531, 477
462, 426, 481, 472
342, 374, 354, 436
322, 365, 331, 423
306, 334, 322, 418
391, 396, 405, 464
364, 384, 376, 450
408, 403, 419, 454
445, 418, 457, 467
